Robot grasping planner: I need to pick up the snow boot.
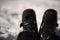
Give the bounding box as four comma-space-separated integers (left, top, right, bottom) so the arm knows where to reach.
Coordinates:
39, 9, 58, 40
17, 8, 40, 40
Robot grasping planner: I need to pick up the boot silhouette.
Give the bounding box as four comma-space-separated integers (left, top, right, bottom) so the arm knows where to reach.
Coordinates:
39, 9, 60, 40
17, 8, 40, 40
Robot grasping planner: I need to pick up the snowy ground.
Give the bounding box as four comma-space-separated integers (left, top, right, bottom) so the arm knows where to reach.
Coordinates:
0, 0, 60, 40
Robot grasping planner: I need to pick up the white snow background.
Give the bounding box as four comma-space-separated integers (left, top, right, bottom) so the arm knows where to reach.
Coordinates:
0, 0, 60, 40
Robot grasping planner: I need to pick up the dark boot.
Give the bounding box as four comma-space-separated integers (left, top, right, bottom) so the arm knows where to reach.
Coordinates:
20, 8, 38, 33
39, 9, 59, 40
17, 8, 40, 40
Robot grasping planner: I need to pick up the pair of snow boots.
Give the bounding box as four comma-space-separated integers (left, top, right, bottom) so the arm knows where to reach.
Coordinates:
17, 8, 59, 40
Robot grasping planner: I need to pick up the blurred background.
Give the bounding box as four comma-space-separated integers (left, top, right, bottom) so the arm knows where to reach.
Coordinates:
0, 0, 60, 40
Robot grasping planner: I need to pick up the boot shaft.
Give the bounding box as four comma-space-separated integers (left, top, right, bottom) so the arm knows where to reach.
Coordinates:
20, 8, 38, 33
39, 9, 58, 40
